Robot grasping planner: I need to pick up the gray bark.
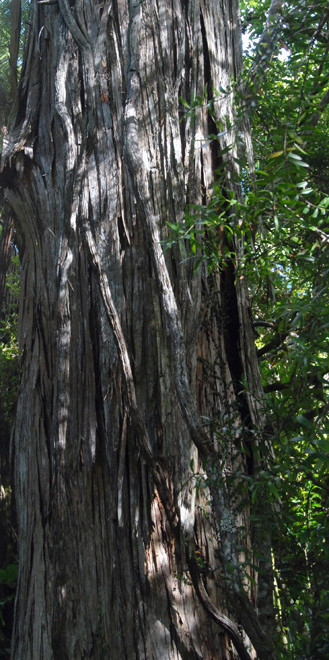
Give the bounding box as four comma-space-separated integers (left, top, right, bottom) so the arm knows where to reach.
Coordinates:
0, 0, 276, 658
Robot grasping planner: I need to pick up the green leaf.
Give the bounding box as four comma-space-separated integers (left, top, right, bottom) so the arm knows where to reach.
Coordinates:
179, 97, 190, 109
296, 415, 313, 430
268, 150, 284, 159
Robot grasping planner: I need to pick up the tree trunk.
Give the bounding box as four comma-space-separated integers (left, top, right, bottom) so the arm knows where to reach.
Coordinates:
0, 0, 276, 658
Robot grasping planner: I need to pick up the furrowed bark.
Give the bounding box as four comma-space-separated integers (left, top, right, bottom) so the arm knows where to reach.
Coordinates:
0, 0, 277, 658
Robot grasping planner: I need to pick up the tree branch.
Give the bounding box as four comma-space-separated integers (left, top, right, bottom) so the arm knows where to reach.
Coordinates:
264, 381, 289, 393
187, 553, 253, 660
246, 0, 285, 93
257, 329, 290, 358
255, 0, 285, 61
253, 320, 276, 329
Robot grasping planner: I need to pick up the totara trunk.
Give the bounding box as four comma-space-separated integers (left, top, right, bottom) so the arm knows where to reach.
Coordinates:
0, 0, 276, 658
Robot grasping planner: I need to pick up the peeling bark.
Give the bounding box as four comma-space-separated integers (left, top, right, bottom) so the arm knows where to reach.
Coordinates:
0, 1, 276, 658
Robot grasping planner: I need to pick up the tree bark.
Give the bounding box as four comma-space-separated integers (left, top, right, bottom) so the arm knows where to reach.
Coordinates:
0, 1, 276, 658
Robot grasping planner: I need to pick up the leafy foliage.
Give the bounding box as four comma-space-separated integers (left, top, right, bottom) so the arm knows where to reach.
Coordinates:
0, 0, 12, 123
242, 5, 329, 655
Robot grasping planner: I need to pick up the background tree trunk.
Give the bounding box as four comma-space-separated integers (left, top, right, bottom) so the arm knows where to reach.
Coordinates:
0, 0, 275, 658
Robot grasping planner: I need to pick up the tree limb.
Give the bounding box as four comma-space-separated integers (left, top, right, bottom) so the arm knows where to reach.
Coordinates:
257, 329, 290, 358
246, 0, 285, 93
255, 0, 285, 60
253, 320, 276, 329
264, 381, 290, 393
187, 553, 253, 660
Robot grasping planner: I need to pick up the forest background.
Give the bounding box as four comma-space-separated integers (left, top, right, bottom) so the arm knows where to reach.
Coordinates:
0, 0, 328, 658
